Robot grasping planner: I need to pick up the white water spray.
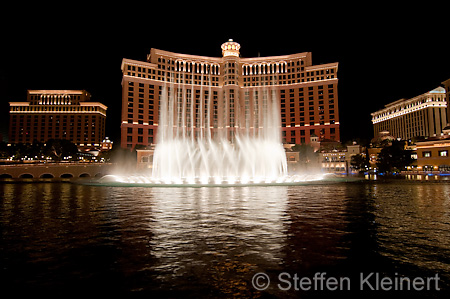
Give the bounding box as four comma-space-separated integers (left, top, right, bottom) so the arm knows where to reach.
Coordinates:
151, 76, 288, 184
103, 69, 323, 185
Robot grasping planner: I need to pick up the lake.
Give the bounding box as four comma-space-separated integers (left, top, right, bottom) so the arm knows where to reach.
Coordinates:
1, 180, 449, 298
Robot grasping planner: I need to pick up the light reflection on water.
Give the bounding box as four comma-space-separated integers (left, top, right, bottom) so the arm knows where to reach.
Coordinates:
1, 181, 450, 296
146, 187, 288, 296
370, 183, 450, 273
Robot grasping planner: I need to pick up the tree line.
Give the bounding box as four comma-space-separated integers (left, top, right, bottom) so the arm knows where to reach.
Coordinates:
351, 140, 415, 173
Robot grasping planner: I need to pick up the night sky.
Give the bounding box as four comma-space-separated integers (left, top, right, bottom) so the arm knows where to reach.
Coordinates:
1, 5, 449, 144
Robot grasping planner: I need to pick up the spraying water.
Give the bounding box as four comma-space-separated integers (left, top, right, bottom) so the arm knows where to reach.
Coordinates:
150, 82, 288, 185
102, 47, 324, 186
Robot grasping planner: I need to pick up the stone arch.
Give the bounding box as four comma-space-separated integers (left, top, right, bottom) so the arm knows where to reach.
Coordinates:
60, 173, 74, 178
79, 173, 90, 178
19, 173, 34, 178
251, 64, 256, 75
242, 64, 249, 75
40, 173, 55, 178
0, 173, 13, 178
212, 63, 220, 75
261, 63, 266, 74
279, 61, 287, 73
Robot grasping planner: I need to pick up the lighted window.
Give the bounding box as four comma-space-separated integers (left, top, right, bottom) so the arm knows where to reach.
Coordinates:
439, 150, 448, 157
423, 151, 431, 158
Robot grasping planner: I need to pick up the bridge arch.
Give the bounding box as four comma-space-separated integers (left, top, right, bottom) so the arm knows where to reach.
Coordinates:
40, 173, 55, 178
60, 173, 74, 178
19, 173, 34, 178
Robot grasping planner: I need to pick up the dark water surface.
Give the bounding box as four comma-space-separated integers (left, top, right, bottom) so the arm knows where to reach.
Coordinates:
1, 181, 450, 298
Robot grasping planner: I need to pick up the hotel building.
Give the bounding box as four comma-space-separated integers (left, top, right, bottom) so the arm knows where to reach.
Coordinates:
371, 87, 447, 140
320, 142, 363, 174
121, 40, 339, 149
442, 78, 450, 122
9, 90, 108, 150
415, 137, 450, 172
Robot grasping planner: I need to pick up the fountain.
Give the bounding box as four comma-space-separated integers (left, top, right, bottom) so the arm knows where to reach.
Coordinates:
99, 80, 324, 186
150, 82, 289, 185
98, 40, 326, 186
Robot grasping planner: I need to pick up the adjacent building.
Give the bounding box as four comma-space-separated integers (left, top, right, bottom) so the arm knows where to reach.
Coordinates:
442, 78, 450, 122
320, 142, 363, 173
371, 87, 447, 140
415, 137, 450, 172
9, 90, 108, 151
121, 40, 339, 149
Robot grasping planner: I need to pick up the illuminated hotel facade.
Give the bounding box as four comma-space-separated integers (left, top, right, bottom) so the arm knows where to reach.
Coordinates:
9, 90, 107, 150
371, 87, 447, 140
442, 78, 450, 122
121, 40, 339, 149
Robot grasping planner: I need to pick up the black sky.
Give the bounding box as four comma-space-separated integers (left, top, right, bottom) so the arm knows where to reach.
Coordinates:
1, 4, 449, 144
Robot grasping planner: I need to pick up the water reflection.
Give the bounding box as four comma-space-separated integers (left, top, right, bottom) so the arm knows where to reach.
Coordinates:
147, 187, 288, 296
370, 183, 450, 273
0, 183, 123, 293
1, 182, 450, 296
283, 185, 350, 272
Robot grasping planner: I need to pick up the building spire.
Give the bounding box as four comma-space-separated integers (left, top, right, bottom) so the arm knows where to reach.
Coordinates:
221, 39, 240, 57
